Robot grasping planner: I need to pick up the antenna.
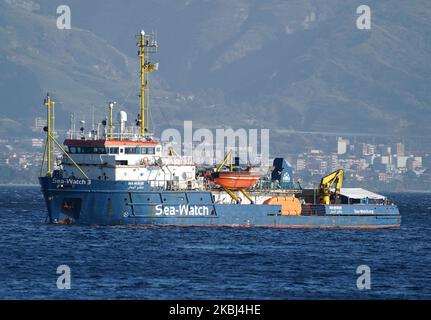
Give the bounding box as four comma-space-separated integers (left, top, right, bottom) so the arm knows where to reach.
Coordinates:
92, 106, 95, 131
70, 113, 73, 139
108, 101, 117, 140
80, 119, 86, 139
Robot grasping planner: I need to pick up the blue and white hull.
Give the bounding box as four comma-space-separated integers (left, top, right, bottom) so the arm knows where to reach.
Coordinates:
39, 177, 401, 228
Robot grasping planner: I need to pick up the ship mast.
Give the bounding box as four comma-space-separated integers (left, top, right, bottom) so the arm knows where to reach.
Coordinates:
137, 30, 158, 137
43, 93, 54, 177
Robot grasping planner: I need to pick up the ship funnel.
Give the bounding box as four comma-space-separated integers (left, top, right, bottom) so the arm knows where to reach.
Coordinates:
117, 111, 128, 134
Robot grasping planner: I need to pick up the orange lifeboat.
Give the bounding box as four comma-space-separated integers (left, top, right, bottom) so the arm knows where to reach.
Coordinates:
211, 172, 260, 189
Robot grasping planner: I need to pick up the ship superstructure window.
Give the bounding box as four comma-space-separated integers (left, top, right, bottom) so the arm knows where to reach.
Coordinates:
67, 146, 159, 155
68, 146, 107, 154
141, 147, 155, 155
108, 147, 119, 154
125, 147, 138, 154
93, 147, 107, 154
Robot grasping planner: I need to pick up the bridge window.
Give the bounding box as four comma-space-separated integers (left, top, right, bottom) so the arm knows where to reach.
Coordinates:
68, 146, 78, 153
94, 147, 107, 154
67, 146, 106, 154
125, 147, 138, 154
141, 147, 155, 154
108, 147, 119, 154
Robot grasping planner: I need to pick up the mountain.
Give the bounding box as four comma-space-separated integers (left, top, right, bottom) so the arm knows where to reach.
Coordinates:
0, 0, 141, 134
0, 0, 430, 140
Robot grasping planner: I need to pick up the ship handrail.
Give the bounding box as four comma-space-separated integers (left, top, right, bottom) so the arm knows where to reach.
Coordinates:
143, 179, 205, 191
67, 128, 159, 142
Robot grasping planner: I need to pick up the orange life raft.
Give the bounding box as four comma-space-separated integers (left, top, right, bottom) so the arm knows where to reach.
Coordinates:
211, 172, 260, 189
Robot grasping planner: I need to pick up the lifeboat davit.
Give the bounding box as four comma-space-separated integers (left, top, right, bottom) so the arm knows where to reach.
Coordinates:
211, 171, 260, 189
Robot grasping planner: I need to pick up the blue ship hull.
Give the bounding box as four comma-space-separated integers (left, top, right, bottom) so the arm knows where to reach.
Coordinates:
39, 177, 401, 228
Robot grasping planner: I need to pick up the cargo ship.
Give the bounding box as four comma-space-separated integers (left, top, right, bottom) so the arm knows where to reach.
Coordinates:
39, 31, 401, 228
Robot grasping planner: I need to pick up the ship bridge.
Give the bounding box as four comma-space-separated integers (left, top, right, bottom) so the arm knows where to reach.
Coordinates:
61, 139, 197, 188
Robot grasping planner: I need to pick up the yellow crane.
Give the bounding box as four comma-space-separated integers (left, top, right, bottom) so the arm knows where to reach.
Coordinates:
319, 169, 344, 204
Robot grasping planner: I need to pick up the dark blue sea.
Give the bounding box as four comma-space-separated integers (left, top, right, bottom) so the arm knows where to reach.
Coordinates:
0, 186, 430, 300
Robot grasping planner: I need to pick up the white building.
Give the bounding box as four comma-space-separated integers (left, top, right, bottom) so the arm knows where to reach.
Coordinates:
337, 137, 349, 155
